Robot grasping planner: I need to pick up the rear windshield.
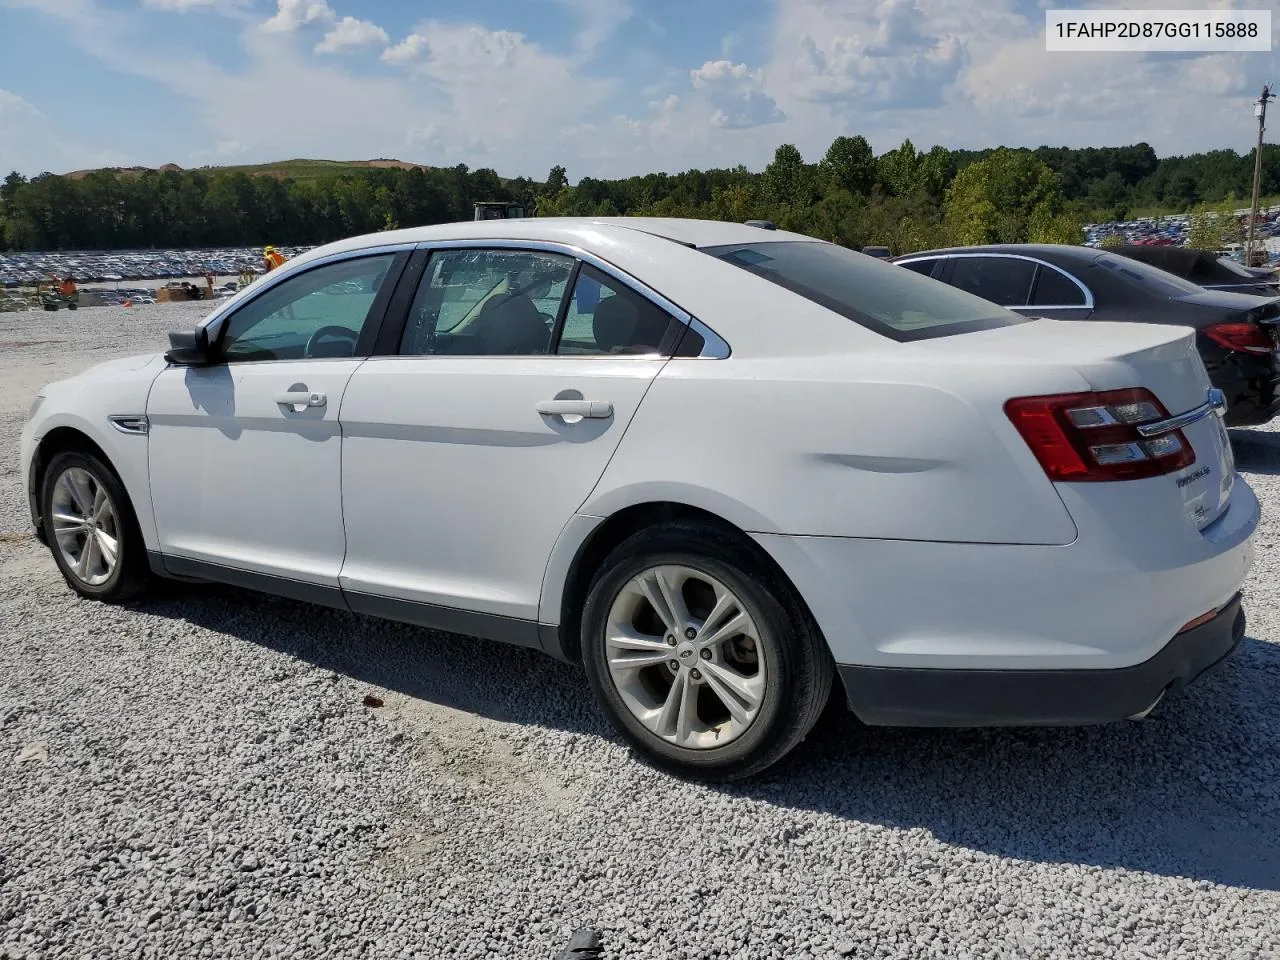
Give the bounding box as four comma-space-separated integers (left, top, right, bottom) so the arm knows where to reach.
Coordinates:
1093, 252, 1205, 298
702, 241, 1028, 342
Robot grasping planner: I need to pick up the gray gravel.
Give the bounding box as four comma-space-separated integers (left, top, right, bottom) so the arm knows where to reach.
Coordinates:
2, 303, 1280, 960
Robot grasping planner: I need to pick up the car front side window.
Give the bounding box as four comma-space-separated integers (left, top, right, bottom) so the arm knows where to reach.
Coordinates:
218, 254, 398, 363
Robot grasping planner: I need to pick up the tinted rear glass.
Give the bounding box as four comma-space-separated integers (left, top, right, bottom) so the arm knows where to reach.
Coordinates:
1094, 253, 1205, 298
703, 241, 1028, 342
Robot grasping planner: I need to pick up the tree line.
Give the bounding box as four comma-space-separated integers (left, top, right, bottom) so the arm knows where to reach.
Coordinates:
2, 137, 1277, 254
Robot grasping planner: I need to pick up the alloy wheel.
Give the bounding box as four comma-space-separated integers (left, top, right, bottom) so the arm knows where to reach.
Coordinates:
50, 467, 120, 587
604, 564, 767, 749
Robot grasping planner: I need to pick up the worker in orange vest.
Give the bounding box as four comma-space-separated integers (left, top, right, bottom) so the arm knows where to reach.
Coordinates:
58, 275, 77, 297
263, 245, 287, 271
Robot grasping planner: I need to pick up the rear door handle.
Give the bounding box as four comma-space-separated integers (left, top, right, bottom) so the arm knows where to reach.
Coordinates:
275, 390, 326, 409
536, 399, 613, 419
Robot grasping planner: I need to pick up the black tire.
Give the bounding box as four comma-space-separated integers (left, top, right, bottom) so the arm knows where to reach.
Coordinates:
581, 521, 834, 782
40, 450, 151, 603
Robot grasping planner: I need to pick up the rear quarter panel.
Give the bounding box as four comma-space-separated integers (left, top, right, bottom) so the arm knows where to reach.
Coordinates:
580, 352, 1087, 545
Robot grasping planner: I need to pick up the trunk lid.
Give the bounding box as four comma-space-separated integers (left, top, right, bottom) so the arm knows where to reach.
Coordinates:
920, 318, 1234, 530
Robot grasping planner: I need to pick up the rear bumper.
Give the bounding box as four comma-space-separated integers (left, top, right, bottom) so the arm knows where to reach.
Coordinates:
836, 594, 1244, 726
1206, 350, 1280, 427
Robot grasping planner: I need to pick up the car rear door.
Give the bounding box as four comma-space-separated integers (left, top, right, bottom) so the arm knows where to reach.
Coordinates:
337, 243, 689, 639
936, 254, 1095, 322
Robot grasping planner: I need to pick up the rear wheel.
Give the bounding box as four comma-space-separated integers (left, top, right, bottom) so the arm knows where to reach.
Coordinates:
41, 450, 151, 602
581, 522, 833, 781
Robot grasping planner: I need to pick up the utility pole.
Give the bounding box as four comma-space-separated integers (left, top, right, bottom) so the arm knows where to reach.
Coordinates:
1245, 83, 1274, 268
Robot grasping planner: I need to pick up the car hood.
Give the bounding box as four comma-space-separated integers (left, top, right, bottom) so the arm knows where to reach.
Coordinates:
41, 353, 166, 399
81, 352, 167, 376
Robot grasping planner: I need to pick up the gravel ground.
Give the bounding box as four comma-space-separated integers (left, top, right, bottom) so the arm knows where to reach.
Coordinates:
2, 303, 1280, 960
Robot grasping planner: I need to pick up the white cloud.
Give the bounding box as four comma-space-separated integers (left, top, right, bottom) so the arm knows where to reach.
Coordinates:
140, 0, 247, 10
315, 16, 388, 54
5, 0, 1279, 183
381, 34, 428, 65
378, 20, 614, 168
690, 60, 785, 129
773, 0, 967, 110
261, 0, 333, 33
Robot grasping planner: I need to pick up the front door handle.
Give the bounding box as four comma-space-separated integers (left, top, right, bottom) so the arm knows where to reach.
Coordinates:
536, 399, 613, 419
276, 389, 326, 409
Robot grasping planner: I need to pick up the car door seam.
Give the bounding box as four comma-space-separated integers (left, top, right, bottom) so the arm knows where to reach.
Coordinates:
534, 356, 674, 625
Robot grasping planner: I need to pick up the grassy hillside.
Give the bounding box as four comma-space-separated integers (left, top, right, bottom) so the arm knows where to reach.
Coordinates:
64, 158, 433, 180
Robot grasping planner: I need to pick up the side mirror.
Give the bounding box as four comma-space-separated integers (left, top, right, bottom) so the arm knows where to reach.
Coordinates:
165, 326, 212, 365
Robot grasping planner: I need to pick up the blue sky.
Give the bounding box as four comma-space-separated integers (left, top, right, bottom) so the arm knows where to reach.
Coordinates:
0, 0, 1276, 180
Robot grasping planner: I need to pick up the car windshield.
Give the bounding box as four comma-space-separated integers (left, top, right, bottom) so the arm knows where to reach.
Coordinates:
1093, 252, 1205, 297
702, 241, 1028, 342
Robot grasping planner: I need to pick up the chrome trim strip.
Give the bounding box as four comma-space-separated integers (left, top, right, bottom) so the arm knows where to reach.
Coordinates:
895, 252, 1096, 310
1136, 389, 1227, 438
108, 415, 149, 435
414, 237, 731, 359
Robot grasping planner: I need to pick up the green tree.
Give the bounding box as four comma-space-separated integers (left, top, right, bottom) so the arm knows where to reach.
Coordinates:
762, 144, 811, 207
877, 139, 921, 197
546, 165, 569, 192
819, 135, 875, 197
944, 148, 1067, 245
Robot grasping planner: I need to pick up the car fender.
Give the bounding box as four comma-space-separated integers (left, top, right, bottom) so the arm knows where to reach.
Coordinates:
24, 360, 165, 551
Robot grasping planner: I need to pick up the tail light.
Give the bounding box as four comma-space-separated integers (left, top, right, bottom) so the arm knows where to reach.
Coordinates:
1005, 387, 1195, 482
1203, 323, 1272, 355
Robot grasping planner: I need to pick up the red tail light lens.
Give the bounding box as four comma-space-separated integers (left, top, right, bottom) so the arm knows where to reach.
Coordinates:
1203, 323, 1272, 355
1005, 388, 1195, 482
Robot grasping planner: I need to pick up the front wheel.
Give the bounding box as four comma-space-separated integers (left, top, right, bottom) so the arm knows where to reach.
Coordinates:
41, 450, 151, 602
581, 522, 833, 781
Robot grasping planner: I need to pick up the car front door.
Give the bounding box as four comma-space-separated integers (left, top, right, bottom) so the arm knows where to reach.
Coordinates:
146, 250, 406, 598
337, 244, 686, 640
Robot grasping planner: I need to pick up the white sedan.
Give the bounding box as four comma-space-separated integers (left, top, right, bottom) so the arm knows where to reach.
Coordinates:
20, 218, 1259, 780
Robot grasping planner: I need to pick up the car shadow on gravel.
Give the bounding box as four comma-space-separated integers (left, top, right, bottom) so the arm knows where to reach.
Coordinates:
144, 585, 1280, 892
1231, 429, 1280, 475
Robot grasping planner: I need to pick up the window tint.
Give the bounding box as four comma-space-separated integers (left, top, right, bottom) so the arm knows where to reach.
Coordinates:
704, 241, 1026, 342
556, 265, 674, 356
947, 257, 1036, 306
897, 259, 939, 278
1030, 265, 1087, 306
1094, 253, 1203, 297
220, 254, 396, 363
400, 249, 574, 356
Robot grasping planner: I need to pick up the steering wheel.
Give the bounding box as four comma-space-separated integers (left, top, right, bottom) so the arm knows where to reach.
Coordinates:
305, 325, 359, 358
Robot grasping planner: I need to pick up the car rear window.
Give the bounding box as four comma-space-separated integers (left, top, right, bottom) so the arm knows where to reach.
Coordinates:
702, 241, 1029, 342
1093, 253, 1205, 298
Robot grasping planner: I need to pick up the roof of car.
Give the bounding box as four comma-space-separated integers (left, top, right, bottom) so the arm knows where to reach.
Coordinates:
309, 216, 817, 259
894, 244, 1107, 263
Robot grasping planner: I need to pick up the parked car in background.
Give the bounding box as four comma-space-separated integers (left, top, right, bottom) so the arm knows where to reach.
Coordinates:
893, 244, 1280, 427
1109, 245, 1280, 298
22, 220, 1257, 781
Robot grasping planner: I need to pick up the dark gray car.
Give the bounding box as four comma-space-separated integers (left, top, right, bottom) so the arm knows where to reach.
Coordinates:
892, 244, 1280, 426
